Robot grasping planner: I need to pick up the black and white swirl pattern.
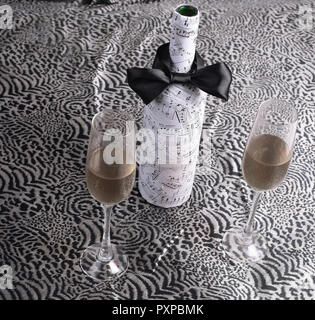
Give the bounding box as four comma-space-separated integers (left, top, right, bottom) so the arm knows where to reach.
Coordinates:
0, 0, 314, 300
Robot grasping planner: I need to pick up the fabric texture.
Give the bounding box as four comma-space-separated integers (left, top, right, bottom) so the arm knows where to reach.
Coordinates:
0, 0, 314, 299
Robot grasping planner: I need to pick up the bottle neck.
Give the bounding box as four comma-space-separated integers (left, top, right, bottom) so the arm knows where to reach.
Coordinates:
169, 6, 199, 73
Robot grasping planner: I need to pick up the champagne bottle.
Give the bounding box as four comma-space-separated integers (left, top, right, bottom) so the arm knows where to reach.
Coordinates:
138, 4, 207, 208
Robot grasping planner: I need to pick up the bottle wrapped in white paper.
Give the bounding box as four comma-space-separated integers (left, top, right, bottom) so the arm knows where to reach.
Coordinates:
138, 4, 207, 208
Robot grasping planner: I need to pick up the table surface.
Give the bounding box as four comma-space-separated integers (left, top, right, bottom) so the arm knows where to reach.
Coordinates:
0, 0, 314, 300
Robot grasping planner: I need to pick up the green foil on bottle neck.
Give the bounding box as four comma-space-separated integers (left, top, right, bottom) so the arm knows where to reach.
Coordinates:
176, 5, 198, 17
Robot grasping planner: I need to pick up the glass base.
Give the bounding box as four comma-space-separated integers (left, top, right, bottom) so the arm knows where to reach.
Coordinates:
222, 228, 267, 262
80, 244, 129, 281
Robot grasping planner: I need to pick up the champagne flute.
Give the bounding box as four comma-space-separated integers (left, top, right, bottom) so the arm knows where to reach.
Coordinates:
80, 109, 136, 280
222, 99, 298, 262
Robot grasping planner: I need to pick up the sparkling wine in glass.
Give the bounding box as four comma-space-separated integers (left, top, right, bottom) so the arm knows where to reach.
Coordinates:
80, 109, 135, 281
222, 99, 297, 262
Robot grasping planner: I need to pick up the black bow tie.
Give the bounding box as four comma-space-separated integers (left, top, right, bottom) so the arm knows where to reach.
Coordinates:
127, 43, 232, 105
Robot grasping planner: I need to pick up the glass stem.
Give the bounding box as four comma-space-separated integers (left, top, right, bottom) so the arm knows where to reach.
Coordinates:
97, 204, 113, 261
244, 191, 262, 235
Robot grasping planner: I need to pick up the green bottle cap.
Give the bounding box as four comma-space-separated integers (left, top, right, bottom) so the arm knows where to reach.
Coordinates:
176, 5, 198, 17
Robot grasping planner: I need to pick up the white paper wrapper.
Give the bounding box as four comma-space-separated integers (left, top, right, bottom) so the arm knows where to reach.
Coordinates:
138, 4, 207, 208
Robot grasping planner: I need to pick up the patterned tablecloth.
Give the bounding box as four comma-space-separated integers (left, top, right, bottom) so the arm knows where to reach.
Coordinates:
0, 0, 314, 300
